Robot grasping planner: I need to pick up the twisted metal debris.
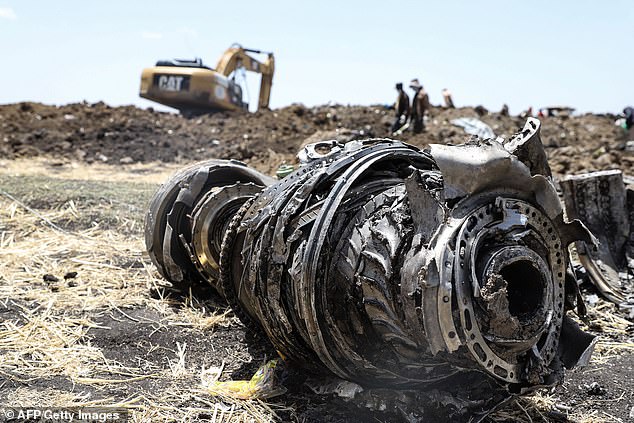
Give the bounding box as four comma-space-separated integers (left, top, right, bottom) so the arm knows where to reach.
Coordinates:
145, 118, 598, 421
561, 169, 631, 305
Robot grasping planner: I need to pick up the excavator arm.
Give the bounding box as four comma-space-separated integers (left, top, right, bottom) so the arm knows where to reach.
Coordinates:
215, 46, 275, 110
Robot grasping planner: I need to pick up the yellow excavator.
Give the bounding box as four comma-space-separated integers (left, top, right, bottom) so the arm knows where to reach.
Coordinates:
140, 44, 274, 115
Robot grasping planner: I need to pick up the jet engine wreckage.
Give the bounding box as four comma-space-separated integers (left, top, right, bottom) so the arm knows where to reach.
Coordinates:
145, 118, 605, 421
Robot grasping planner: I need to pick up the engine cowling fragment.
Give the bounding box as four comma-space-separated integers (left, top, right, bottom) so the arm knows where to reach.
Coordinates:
145, 120, 597, 421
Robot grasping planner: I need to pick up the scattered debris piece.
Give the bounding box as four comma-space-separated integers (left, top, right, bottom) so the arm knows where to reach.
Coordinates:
451, 117, 495, 139
584, 381, 607, 396
203, 360, 286, 400
275, 163, 294, 179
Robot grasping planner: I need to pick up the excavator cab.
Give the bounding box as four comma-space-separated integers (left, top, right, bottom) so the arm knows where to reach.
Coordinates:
139, 44, 274, 116
228, 81, 245, 109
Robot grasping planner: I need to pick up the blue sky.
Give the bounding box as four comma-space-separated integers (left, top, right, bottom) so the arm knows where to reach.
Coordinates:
0, 1, 632, 114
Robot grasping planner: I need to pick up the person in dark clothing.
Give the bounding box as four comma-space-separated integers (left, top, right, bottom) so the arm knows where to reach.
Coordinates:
391, 83, 410, 133
409, 79, 430, 133
624, 107, 634, 130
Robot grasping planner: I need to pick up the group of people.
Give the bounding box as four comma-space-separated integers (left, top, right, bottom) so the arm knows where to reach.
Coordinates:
391, 82, 634, 140
391, 80, 455, 134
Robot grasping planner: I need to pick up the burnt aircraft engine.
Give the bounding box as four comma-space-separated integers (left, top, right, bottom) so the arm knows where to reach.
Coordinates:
145, 119, 596, 421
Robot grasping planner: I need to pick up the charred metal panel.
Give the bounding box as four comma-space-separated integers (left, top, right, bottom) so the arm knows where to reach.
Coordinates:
561, 170, 630, 304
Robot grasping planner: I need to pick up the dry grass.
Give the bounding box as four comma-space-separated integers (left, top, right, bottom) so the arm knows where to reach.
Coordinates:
575, 298, 634, 365
0, 157, 184, 185
491, 391, 630, 423
6, 387, 128, 407
0, 160, 280, 422
0, 302, 134, 382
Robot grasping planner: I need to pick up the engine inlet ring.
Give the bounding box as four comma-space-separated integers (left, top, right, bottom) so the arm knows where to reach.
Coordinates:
452, 198, 565, 383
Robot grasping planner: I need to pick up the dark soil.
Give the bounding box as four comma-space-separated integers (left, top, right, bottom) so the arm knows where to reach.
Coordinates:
1, 102, 632, 177
552, 351, 634, 422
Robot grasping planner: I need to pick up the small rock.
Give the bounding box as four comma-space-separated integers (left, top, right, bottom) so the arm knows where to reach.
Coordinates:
64, 271, 78, 280
554, 403, 571, 412
595, 153, 613, 166
119, 156, 134, 164
43, 274, 59, 283
63, 114, 76, 120
585, 382, 607, 396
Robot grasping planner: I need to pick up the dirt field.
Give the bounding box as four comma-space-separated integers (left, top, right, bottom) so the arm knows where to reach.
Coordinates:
0, 103, 633, 422
1, 102, 631, 176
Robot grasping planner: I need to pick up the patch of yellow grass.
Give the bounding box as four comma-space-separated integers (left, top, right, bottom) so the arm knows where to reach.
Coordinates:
0, 159, 277, 422
0, 157, 185, 185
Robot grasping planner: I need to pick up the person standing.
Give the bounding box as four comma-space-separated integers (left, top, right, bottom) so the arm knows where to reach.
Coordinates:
442, 88, 455, 108
409, 79, 430, 133
391, 83, 410, 133
624, 107, 634, 130
624, 106, 634, 140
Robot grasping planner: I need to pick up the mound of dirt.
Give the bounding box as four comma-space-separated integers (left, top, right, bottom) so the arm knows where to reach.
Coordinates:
1, 101, 632, 176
